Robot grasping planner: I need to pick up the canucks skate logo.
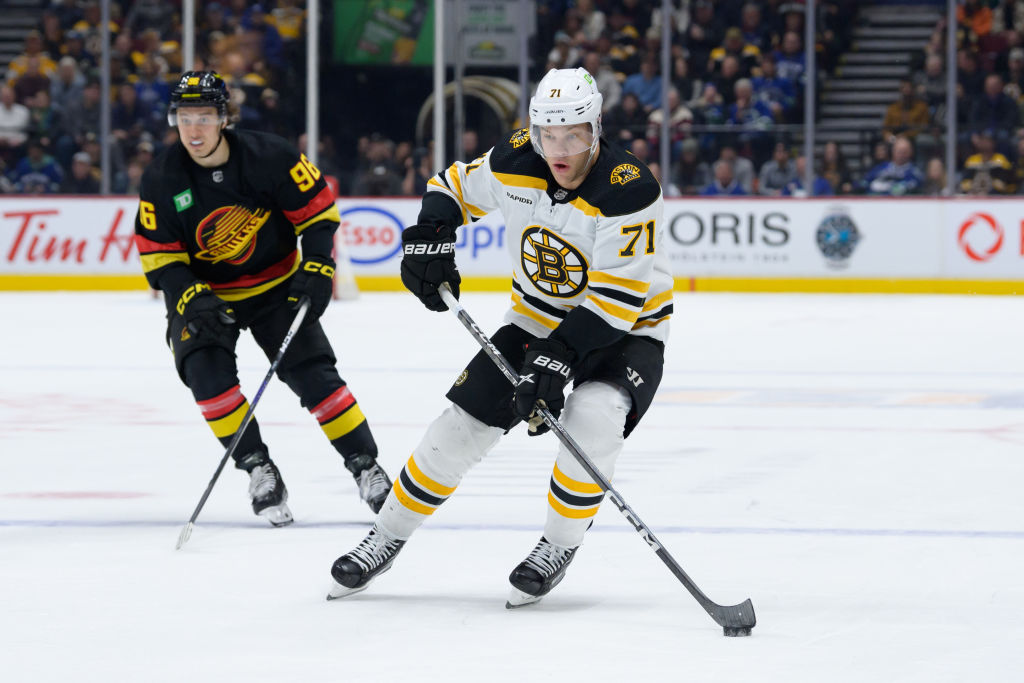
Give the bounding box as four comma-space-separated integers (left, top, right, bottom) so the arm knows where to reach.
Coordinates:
509, 128, 530, 148
194, 206, 270, 264
520, 226, 588, 298
815, 209, 860, 269
610, 164, 641, 186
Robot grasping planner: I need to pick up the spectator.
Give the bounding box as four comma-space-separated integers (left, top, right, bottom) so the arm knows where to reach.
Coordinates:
820, 141, 854, 195
781, 155, 834, 196
727, 78, 774, 164
133, 58, 172, 129
462, 129, 480, 160
913, 54, 947, 115
49, 56, 85, 114
59, 150, 99, 194
12, 55, 53, 105
1007, 47, 1024, 94
957, 0, 993, 43
738, 2, 773, 51
242, 4, 286, 71
718, 143, 755, 193
647, 161, 681, 197
957, 48, 985, 98
629, 137, 650, 165
608, 26, 642, 77
55, 77, 100, 168
72, 1, 119, 59
15, 170, 60, 194
968, 74, 1020, 146
603, 91, 647, 142
0, 85, 30, 162
351, 162, 403, 196
622, 56, 663, 112
574, 0, 607, 44
39, 12, 65, 61
62, 30, 96, 76
111, 83, 148, 152
673, 138, 711, 195
753, 53, 796, 123
670, 52, 702, 106
773, 31, 806, 86
9, 138, 63, 190
113, 157, 146, 195
684, 0, 724, 77
26, 89, 59, 149
402, 146, 433, 196
5, 31, 58, 85
758, 141, 798, 195
712, 54, 742, 106
701, 159, 748, 195
708, 26, 760, 78
960, 129, 1016, 195
547, 30, 582, 71
862, 136, 924, 196
646, 87, 694, 159
582, 52, 621, 113
124, 0, 175, 37
921, 157, 949, 196
882, 79, 931, 142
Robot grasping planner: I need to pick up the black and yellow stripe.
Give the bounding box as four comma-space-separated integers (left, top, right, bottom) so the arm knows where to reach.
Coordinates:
547, 463, 604, 519
392, 455, 457, 516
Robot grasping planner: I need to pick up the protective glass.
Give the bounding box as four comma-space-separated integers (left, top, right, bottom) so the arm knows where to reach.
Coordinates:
532, 123, 596, 159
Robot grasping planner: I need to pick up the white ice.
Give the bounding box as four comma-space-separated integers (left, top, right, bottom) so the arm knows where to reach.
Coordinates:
1, 291, 1022, 682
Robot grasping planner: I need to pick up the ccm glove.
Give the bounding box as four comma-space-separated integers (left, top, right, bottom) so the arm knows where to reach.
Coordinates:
175, 282, 236, 340
400, 224, 460, 311
288, 256, 335, 320
513, 337, 573, 436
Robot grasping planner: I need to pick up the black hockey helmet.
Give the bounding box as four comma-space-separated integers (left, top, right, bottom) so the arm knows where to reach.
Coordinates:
167, 71, 229, 126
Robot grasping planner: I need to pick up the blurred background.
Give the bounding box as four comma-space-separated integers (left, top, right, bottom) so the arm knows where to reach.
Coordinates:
2, 0, 1021, 199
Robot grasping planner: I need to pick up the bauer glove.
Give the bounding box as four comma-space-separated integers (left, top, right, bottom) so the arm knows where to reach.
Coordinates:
175, 281, 236, 340
400, 224, 460, 312
513, 338, 573, 436
288, 256, 336, 320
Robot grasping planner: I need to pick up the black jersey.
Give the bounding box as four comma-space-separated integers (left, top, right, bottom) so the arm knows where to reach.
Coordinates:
134, 128, 339, 302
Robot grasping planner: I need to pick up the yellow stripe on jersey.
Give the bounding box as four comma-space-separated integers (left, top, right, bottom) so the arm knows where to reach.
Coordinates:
445, 167, 469, 224
589, 270, 651, 294
393, 477, 439, 516
140, 251, 190, 273
319, 404, 366, 441
294, 204, 340, 234
587, 294, 641, 324
511, 292, 559, 329
405, 455, 456, 497
492, 172, 547, 191
552, 463, 603, 494
207, 401, 249, 438
216, 258, 301, 301
642, 289, 673, 311
570, 197, 602, 217
548, 491, 601, 519
632, 316, 670, 329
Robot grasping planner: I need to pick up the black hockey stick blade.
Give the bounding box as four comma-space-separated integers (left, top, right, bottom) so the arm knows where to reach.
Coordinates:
437, 285, 756, 636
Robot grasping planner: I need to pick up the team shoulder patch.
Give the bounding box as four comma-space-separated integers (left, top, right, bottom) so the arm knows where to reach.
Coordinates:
509, 128, 530, 148
610, 163, 641, 186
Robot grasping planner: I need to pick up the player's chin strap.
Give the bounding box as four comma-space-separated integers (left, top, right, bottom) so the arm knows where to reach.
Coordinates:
196, 131, 226, 159
435, 283, 756, 636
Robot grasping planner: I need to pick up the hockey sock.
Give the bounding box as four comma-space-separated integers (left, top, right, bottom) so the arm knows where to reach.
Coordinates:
543, 382, 629, 548
377, 404, 502, 538
310, 385, 377, 457
196, 384, 265, 455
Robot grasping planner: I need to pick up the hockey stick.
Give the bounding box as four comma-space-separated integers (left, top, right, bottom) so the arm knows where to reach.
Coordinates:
437, 286, 756, 635
175, 300, 310, 550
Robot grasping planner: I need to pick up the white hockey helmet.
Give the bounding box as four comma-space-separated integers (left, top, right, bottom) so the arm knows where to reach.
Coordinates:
529, 67, 603, 159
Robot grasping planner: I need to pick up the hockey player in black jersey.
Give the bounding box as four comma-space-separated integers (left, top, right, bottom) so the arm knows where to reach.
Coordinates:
329, 67, 673, 606
134, 71, 392, 525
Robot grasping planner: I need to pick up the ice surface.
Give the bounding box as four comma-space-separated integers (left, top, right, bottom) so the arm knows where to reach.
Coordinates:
1, 291, 1022, 682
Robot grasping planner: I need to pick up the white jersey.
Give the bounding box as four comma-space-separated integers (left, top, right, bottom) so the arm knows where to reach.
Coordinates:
420, 128, 672, 349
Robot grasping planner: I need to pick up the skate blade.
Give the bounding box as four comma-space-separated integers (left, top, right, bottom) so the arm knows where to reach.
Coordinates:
325, 563, 394, 601
258, 502, 294, 527
505, 587, 543, 609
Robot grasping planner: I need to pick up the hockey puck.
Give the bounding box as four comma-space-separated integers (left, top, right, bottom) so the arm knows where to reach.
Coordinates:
723, 626, 752, 637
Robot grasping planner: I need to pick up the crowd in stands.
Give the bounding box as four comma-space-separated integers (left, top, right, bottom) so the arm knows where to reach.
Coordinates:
5, 1, 1024, 196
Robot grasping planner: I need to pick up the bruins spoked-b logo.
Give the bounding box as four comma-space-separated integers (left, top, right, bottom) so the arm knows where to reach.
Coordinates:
509, 128, 530, 148
520, 226, 588, 298
610, 163, 641, 186
194, 206, 270, 264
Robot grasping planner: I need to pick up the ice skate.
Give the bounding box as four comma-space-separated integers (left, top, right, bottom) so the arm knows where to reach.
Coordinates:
327, 524, 406, 600
345, 454, 392, 513
239, 452, 293, 527
506, 536, 578, 608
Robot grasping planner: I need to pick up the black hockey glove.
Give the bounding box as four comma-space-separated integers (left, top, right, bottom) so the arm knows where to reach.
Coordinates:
400, 223, 460, 311
175, 281, 236, 340
287, 256, 335, 320
513, 338, 573, 436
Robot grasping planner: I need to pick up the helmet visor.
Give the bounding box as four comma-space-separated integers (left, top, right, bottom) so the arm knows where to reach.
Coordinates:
531, 123, 597, 159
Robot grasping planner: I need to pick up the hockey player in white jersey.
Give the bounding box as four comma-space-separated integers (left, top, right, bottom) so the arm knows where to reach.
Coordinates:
328, 67, 673, 607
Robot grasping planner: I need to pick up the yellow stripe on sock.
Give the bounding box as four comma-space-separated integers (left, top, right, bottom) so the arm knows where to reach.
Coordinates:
547, 491, 600, 519
319, 405, 366, 441
393, 478, 439, 516
552, 463, 604, 495
405, 455, 456, 497
207, 401, 249, 438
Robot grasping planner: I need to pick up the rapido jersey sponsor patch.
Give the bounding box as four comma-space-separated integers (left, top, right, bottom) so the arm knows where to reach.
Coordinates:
610, 163, 641, 186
